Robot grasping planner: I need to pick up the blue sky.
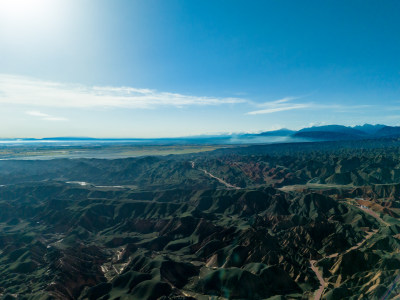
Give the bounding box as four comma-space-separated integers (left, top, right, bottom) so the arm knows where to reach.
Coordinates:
0, 0, 399, 138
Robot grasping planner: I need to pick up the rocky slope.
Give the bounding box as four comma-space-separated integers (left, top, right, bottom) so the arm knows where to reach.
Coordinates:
0, 141, 400, 299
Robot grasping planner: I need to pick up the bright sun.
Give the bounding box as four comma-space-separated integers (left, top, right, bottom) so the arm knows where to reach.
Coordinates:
0, 0, 70, 41
0, 0, 56, 21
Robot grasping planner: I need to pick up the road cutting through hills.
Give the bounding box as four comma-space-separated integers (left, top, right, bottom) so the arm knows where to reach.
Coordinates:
309, 201, 389, 300
190, 161, 241, 190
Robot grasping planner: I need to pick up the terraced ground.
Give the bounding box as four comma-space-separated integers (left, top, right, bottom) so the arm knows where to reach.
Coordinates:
0, 140, 400, 299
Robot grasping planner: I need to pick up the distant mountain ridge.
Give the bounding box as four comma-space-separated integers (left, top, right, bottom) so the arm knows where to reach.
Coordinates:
353, 124, 386, 135
293, 125, 367, 140
216, 124, 400, 142
1, 124, 400, 144
291, 124, 400, 141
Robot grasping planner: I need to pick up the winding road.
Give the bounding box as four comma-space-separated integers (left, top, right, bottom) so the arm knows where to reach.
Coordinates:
309, 228, 378, 300
309, 201, 388, 300
310, 260, 325, 300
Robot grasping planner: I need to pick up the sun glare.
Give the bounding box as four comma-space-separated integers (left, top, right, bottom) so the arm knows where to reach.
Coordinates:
0, 0, 72, 45
0, 0, 56, 20
0, 0, 69, 35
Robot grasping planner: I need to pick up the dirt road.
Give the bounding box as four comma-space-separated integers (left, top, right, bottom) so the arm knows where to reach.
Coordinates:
190, 161, 241, 190
309, 201, 386, 300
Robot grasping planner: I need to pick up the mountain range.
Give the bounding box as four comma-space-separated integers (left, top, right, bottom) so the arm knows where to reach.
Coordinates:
2, 124, 400, 144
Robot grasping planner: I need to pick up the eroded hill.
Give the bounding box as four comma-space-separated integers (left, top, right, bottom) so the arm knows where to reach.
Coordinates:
0, 141, 399, 299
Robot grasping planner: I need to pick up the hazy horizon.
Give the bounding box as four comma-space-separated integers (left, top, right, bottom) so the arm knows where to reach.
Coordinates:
0, 122, 391, 140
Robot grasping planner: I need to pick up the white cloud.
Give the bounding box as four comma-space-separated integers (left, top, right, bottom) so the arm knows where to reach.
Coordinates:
247, 96, 375, 115
26, 110, 67, 121
26, 111, 49, 117
247, 96, 311, 115
308, 121, 327, 127
0, 74, 247, 109
257, 97, 299, 107
247, 104, 310, 115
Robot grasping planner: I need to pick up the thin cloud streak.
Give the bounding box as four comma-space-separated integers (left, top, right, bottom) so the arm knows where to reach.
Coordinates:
0, 74, 247, 109
247, 96, 310, 115
257, 96, 300, 107
247, 104, 311, 115
26, 110, 68, 121
247, 96, 375, 115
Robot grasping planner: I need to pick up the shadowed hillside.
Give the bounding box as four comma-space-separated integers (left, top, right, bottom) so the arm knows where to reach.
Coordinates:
0, 140, 400, 299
